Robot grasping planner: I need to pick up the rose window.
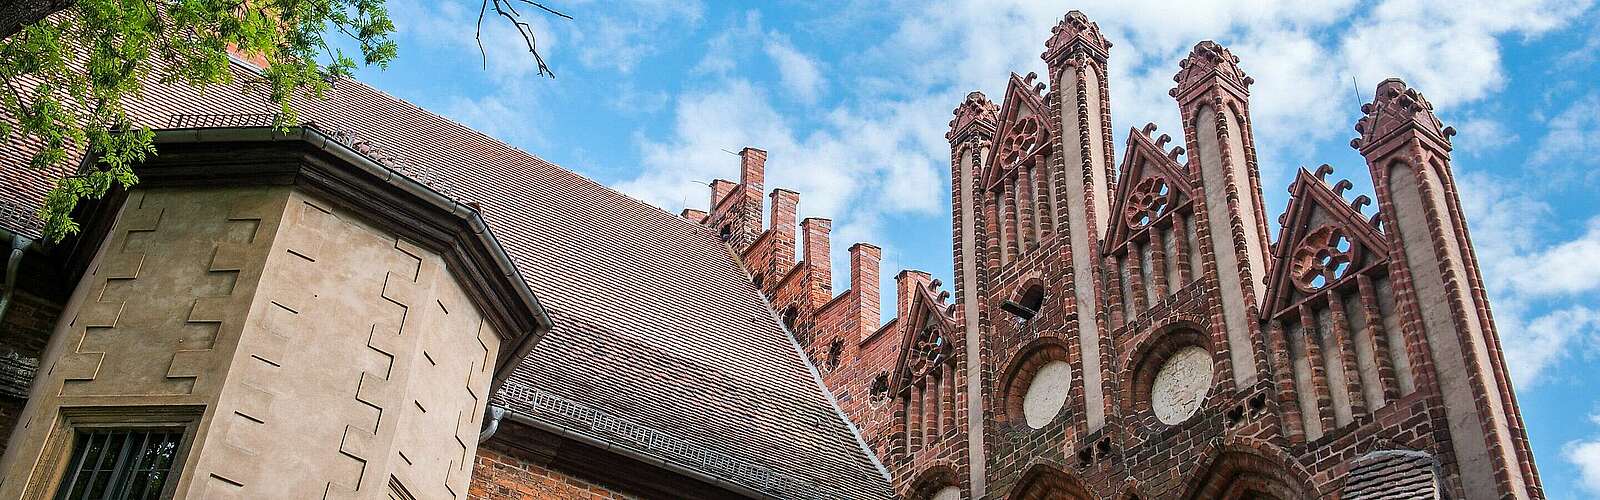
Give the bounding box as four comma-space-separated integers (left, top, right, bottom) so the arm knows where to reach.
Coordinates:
1125, 176, 1172, 229
909, 326, 948, 377
1291, 225, 1356, 291
998, 115, 1048, 167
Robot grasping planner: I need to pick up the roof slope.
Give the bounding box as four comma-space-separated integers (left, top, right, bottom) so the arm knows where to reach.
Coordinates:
0, 59, 892, 499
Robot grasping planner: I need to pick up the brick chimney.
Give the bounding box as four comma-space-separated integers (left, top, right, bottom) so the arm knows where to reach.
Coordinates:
226, 44, 270, 70
849, 244, 882, 340
680, 208, 707, 223
770, 189, 799, 267
801, 218, 833, 307
739, 147, 766, 191
710, 179, 737, 209
895, 270, 933, 323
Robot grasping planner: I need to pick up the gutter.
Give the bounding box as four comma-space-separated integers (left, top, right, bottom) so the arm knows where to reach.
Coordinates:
151, 127, 555, 386
496, 409, 786, 500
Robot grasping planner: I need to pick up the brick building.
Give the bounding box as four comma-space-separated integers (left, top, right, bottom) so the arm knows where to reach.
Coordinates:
0, 8, 1541, 500
684, 10, 1542, 500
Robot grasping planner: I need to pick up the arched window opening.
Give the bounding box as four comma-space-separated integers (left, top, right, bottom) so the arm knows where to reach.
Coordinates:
1003, 283, 1045, 321
781, 306, 800, 333
1002, 343, 1072, 430
751, 273, 765, 290
1009, 464, 1092, 500
825, 339, 845, 371
869, 372, 891, 406
1183, 448, 1312, 500
719, 223, 733, 242
1130, 328, 1213, 426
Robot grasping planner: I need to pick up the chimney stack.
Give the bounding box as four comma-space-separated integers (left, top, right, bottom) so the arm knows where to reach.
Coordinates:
895, 270, 933, 324
849, 243, 882, 339
771, 189, 800, 267
801, 218, 833, 307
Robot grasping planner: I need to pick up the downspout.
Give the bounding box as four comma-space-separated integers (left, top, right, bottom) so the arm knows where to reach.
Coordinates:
0, 229, 38, 327
478, 405, 506, 444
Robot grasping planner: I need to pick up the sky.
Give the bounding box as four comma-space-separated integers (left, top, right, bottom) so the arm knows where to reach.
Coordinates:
347, 0, 1600, 496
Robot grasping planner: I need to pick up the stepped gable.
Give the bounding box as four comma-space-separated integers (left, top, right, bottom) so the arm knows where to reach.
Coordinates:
0, 57, 894, 500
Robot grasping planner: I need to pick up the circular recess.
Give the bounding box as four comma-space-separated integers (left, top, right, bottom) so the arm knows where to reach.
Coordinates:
1021, 360, 1073, 429
931, 486, 962, 500
1151, 346, 1213, 425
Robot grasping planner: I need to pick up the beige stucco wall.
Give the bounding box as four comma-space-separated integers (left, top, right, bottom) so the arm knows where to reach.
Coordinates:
0, 185, 499, 499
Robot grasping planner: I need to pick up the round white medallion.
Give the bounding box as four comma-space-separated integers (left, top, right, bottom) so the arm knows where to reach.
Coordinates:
1021, 360, 1072, 429
1151, 346, 1213, 425
931, 486, 962, 500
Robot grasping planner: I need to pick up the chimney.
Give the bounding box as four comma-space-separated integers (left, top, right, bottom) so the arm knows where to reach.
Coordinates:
895, 270, 933, 324
770, 189, 800, 267
850, 244, 882, 339
226, 44, 270, 70
801, 218, 833, 306
740, 147, 766, 191
680, 208, 708, 224
710, 179, 737, 209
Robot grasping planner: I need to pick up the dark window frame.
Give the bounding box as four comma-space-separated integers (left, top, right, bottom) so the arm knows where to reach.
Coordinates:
54, 427, 186, 500
31, 406, 204, 500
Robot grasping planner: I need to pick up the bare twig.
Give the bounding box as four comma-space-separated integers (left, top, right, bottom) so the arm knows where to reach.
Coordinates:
475, 0, 570, 78
519, 1, 573, 20
475, 0, 490, 69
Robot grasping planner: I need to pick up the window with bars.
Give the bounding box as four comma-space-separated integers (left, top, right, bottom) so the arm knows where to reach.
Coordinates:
53, 428, 185, 500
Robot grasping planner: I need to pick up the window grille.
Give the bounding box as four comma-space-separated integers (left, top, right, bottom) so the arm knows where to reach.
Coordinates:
54, 428, 184, 500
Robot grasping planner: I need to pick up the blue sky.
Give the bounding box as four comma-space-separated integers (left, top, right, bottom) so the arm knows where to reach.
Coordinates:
348, 1, 1600, 496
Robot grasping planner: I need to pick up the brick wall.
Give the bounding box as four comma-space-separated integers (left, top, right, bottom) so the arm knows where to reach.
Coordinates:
469, 445, 639, 500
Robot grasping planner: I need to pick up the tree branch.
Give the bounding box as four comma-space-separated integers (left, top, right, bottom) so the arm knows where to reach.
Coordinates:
0, 0, 75, 41
476, 0, 570, 78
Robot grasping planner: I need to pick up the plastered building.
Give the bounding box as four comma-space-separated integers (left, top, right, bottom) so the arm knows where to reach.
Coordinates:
0, 8, 1540, 500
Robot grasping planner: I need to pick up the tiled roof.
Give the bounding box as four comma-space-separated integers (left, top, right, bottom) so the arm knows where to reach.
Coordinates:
1340, 450, 1442, 499
0, 59, 893, 499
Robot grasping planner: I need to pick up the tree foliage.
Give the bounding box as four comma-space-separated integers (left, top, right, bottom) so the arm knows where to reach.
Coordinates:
0, 0, 399, 242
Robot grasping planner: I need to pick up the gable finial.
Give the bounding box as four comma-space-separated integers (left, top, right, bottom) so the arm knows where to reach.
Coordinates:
1314, 164, 1335, 181
1169, 40, 1252, 99
947, 91, 1000, 142
1351, 195, 1372, 214
1042, 10, 1111, 63
1350, 78, 1448, 152
1333, 179, 1354, 196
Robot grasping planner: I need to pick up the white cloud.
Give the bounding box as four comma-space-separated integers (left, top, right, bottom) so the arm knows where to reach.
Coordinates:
388, 0, 561, 84
1459, 173, 1600, 385
562, 0, 705, 73
1502, 218, 1600, 297
1453, 118, 1518, 156
1568, 438, 1600, 495
693, 11, 764, 76
1501, 306, 1600, 387
764, 37, 826, 103
1532, 93, 1600, 165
